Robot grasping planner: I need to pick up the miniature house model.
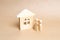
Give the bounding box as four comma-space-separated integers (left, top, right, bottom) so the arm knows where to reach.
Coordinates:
17, 9, 35, 30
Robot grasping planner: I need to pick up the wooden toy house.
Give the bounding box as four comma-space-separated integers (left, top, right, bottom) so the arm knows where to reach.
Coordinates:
17, 9, 35, 30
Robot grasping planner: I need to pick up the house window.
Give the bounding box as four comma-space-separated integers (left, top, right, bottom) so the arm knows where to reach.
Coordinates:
24, 18, 30, 25
25, 19, 27, 20
28, 19, 30, 20
28, 21, 30, 24
24, 22, 26, 25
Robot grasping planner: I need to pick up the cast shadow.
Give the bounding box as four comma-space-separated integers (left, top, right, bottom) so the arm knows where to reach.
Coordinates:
11, 21, 20, 30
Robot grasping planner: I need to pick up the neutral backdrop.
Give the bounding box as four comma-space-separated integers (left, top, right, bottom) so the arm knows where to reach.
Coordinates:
0, 0, 60, 40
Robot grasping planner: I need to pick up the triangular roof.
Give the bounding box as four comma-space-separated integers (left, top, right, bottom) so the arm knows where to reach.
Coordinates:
17, 9, 35, 18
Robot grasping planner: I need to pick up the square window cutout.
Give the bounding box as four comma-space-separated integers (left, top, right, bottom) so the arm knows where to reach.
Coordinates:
28, 21, 30, 24
24, 22, 26, 25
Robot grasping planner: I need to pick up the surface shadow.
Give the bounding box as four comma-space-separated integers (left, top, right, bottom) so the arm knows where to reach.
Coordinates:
10, 21, 20, 30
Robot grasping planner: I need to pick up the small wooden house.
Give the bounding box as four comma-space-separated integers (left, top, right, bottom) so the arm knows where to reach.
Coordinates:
17, 9, 35, 30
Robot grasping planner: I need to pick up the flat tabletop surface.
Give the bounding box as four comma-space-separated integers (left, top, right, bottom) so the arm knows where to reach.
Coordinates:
0, 0, 60, 40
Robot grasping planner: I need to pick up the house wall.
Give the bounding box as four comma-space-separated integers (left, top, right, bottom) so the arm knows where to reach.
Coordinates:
20, 16, 35, 30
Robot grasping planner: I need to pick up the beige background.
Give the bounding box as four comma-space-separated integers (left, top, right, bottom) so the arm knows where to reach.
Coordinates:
0, 0, 60, 40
